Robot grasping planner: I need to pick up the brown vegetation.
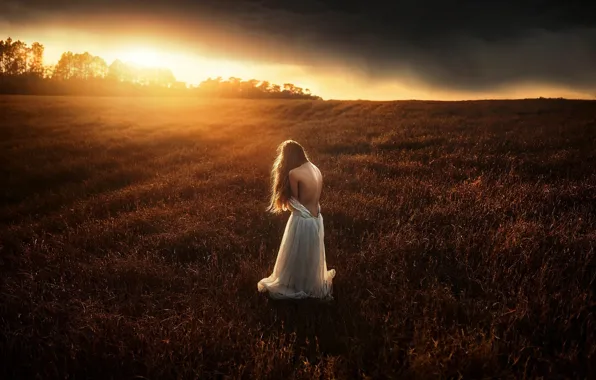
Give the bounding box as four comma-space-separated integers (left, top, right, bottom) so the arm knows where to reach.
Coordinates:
1, 95, 595, 379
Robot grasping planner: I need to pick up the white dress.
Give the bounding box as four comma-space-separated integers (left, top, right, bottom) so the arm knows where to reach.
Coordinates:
258, 197, 336, 299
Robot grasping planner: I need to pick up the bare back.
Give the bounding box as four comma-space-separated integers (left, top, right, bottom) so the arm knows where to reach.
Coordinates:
289, 162, 323, 217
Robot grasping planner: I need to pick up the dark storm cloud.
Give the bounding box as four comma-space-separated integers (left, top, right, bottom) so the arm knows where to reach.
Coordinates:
3, 0, 596, 92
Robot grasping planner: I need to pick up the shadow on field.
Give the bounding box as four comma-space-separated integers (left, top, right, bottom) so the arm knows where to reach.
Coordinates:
259, 295, 365, 363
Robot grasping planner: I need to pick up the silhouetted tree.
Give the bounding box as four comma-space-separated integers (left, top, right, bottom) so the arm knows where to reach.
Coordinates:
258, 80, 271, 93
191, 76, 319, 99
0, 36, 322, 99
283, 83, 294, 93
107, 59, 132, 82
91, 56, 108, 78
43, 64, 55, 79
28, 42, 44, 77
53, 52, 74, 79
53, 52, 108, 80
0, 38, 30, 76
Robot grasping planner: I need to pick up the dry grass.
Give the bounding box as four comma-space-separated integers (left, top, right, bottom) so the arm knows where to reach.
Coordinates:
1, 95, 595, 379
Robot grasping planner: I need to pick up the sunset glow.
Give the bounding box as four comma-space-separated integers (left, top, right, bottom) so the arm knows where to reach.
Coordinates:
119, 48, 165, 67
2, 28, 590, 101
6, 30, 588, 101
2, 2, 596, 377
14, 29, 317, 92
2, 1, 595, 100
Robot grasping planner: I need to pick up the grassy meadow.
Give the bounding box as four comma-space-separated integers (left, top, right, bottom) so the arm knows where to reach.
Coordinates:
1, 95, 595, 379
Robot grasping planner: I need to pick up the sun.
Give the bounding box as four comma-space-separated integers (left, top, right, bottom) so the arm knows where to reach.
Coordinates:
120, 48, 164, 67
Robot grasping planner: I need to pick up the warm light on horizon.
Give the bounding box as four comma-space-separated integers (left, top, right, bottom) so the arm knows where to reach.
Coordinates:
35, 39, 596, 101
119, 48, 166, 68
33, 34, 317, 91
3, 26, 594, 101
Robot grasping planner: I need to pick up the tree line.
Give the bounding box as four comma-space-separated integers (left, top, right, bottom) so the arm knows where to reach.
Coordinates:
0, 37, 321, 99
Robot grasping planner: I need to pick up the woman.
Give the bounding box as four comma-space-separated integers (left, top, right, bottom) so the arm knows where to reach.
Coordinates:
257, 140, 336, 299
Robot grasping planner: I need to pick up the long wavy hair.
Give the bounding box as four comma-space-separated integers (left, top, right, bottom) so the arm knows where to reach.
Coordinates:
267, 140, 309, 213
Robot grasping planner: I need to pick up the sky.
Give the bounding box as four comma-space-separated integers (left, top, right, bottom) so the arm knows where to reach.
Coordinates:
1, 0, 596, 100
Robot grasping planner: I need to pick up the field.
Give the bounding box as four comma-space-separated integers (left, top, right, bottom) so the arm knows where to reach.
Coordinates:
1, 95, 595, 379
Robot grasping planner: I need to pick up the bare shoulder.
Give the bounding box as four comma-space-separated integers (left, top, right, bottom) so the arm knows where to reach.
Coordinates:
289, 167, 302, 179
310, 162, 322, 178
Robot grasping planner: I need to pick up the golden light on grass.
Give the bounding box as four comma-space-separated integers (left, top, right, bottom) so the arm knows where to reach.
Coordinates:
1, 96, 595, 378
